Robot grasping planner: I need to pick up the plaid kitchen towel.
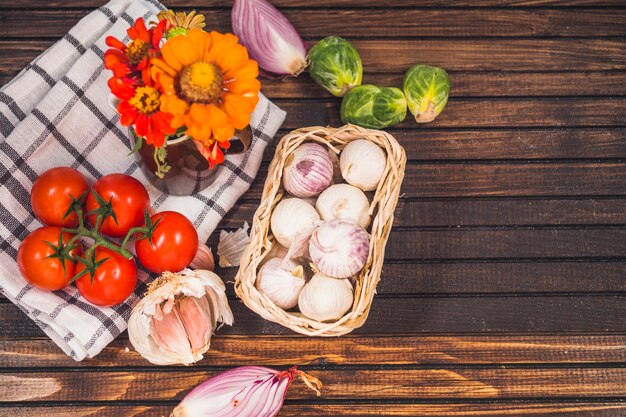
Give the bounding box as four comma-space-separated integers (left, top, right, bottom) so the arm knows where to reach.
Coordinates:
0, 0, 286, 360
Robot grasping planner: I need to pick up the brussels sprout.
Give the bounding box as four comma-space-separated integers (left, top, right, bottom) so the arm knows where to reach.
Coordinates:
340, 84, 407, 129
307, 36, 363, 97
403, 65, 450, 123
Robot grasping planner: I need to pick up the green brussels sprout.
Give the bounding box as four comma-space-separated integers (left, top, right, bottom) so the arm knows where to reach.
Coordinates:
403, 65, 450, 123
307, 36, 363, 97
340, 84, 407, 129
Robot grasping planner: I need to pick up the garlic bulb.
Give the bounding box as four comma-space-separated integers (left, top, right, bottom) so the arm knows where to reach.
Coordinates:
271, 198, 320, 247
340, 139, 387, 191
256, 258, 306, 309
315, 183, 371, 228
217, 222, 250, 268
298, 272, 354, 322
309, 219, 369, 278
283, 142, 333, 197
128, 269, 234, 365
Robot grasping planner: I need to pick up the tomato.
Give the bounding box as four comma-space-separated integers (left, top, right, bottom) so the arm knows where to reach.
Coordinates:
75, 246, 137, 306
135, 211, 199, 273
86, 173, 150, 238
17, 226, 83, 291
30, 167, 89, 227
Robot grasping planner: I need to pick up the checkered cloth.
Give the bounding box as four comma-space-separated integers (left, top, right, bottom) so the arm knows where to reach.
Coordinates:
0, 0, 286, 361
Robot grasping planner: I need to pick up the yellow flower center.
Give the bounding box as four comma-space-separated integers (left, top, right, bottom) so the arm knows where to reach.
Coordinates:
179, 62, 224, 104
126, 39, 149, 65
128, 86, 161, 114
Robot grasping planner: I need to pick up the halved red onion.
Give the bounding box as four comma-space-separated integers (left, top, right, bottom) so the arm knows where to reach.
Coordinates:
171, 366, 321, 417
232, 0, 307, 77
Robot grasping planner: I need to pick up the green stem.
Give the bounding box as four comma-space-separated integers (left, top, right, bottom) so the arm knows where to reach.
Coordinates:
120, 226, 150, 249
94, 212, 103, 234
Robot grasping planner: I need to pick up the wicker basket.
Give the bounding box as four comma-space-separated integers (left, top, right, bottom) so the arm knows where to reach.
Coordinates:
234, 124, 406, 336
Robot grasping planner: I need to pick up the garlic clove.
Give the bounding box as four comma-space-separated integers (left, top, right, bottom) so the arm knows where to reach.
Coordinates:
283, 142, 334, 198
256, 258, 306, 310
178, 296, 212, 352
190, 244, 215, 271
150, 303, 194, 360
309, 219, 370, 279
340, 139, 387, 191
298, 272, 354, 322
315, 183, 371, 228
270, 198, 320, 248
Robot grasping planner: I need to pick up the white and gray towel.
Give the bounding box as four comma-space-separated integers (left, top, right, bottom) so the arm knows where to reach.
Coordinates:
0, 0, 285, 360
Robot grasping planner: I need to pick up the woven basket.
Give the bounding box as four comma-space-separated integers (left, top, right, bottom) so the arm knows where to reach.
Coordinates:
234, 124, 406, 336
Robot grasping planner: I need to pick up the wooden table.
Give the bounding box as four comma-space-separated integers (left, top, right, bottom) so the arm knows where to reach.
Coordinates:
1, 1, 625, 416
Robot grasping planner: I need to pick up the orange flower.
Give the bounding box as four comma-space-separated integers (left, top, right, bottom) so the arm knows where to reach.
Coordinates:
105, 18, 166, 83
150, 29, 260, 165
108, 77, 176, 147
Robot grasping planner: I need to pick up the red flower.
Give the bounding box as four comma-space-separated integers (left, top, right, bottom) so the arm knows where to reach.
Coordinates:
104, 18, 166, 83
194, 140, 232, 169
109, 77, 175, 148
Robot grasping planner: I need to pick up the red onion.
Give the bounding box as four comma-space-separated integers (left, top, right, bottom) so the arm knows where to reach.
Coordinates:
172, 366, 321, 417
283, 143, 334, 198
232, 0, 307, 77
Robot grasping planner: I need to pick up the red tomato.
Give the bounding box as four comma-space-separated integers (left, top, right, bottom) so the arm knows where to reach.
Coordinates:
17, 226, 83, 291
135, 211, 199, 273
75, 246, 137, 307
86, 173, 150, 238
30, 167, 89, 227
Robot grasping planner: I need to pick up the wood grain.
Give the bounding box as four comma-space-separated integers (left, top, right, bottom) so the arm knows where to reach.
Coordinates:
213, 261, 626, 294
1, 335, 624, 368
2, 9, 626, 39
1, 403, 625, 417
1, 295, 624, 338
264, 72, 626, 98
4, 72, 626, 98
242, 162, 626, 200
275, 98, 626, 129
1, 368, 625, 402
222, 198, 626, 229
1, 40, 625, 75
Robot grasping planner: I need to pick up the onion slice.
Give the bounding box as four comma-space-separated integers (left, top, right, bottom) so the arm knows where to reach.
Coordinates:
171, 366, 321, 417
232, 0, 307, 77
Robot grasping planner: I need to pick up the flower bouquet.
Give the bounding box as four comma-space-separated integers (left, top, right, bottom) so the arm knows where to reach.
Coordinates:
105, 11, 261, 193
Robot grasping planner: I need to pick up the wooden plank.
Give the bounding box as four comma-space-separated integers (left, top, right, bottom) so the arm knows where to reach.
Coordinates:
1, 368, 625, 401
0, 259, 624, 298
2, 404, 626, 417
4, 72, 626, 98
213, 261, 626, 294
275, 98, 626, 129
1, 40, 625, 73
264, 72, 626, 98
242, 162, 626, 200
222, 198, 626, 228
2, 9, 626, 39
2, 403, 625, 417
379, 129, 626, 160
1, 0, 625, 7
1, 295, 624, 337
382, 228, 626, 260
1, 335, 624, 367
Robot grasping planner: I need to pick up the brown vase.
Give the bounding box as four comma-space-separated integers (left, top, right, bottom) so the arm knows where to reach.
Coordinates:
129, 127, 252, 196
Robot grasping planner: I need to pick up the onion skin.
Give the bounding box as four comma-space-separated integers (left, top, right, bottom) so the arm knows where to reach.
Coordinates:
232, 0, 307, 76
283, 143, 334, 198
